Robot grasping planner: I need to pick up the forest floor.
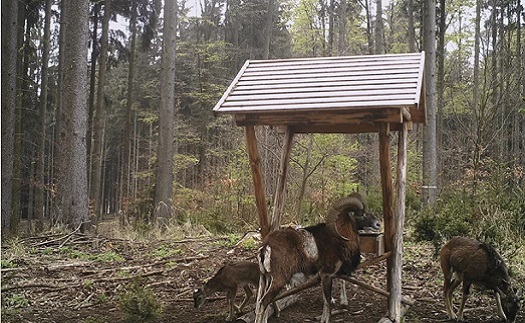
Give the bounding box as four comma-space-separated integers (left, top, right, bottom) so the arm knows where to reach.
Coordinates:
2, 217, 523, 323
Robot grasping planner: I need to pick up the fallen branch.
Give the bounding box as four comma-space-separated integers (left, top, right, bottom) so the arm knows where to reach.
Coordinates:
337, 276, 415, 306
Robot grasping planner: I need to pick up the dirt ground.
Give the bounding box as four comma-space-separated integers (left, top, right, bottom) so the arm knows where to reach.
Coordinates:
2, 222, 523, 323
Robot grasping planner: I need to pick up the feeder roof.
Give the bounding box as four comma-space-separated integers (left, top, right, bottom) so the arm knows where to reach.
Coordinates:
213, 52, 426, 134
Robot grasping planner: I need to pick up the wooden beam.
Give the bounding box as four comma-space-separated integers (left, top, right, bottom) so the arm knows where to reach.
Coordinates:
378, 123, 394, 296
235, 108, 404, 127
244, 126, 270, 238
379, 124, 393, 253
338, 276, 415, 306
358, 251, 392, 270
270, 128, 294, 232
290, 123, 410, 134
388, 123, 408, 321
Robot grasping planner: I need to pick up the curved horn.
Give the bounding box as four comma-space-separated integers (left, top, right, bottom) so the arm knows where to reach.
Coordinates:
327, 196, 364, 224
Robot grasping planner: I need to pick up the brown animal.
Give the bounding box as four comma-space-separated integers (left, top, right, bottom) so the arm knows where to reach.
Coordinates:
440, 236, 522, 322
193, 261, 278, 321
255, 194, 373, 323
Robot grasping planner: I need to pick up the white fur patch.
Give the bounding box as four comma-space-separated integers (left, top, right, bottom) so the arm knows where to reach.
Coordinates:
299, 229, 318, 260
259, 245, 272, 273
290, 272, 307, 287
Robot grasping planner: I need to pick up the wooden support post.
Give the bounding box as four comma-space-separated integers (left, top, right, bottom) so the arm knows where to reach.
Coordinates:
379, 123, 395, 318
388, 123, 408, 322
378, 124, 393, 255
244, 126, 270, 238
270, 128, 294, 232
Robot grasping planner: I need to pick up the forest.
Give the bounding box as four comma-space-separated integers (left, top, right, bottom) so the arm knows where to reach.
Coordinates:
1, 0, 525, 322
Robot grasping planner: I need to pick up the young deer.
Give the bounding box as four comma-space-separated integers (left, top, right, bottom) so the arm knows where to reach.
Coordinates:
193, 261, 279, 321
440, 236, 522, 322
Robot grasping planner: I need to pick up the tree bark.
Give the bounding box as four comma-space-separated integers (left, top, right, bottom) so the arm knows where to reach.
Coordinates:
407, 0, 416, 52
436, 0, 446, 190
1, 0, 19, 241
422, 0, 437, 206
263, 0, 274, 60
374, 0, 385, 54
34, 0, 53, 233
90, 0, 112, 222
154, 0, 177, 225
338, 0, 347, 55
56, 0, 90, 231
87, 2, 99, 184
123, 0, 138, 206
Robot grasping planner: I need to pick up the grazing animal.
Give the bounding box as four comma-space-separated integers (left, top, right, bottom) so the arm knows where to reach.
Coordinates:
333, 193, 380, 305
255, 194, 372, 323
440, 236, 522, 322
193, 261, 279, 321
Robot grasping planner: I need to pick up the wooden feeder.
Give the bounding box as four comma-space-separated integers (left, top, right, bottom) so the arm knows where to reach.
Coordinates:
213, 52, 426, 322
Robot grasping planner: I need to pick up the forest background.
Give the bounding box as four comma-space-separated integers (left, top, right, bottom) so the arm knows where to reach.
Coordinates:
1, 0, 525, 278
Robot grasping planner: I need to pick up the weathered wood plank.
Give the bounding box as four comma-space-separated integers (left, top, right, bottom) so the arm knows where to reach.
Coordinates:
270, 128, 294, 232
221, 101, 416, 113
226, 88, 418, 102
236, 73, 419, 86
242, 62, 422, 76
378, 124, 394, 294
239, 68, 421, 81
233, 83, 417, 96
234, 78, 418, 92
248, 52, 423, 66
244, 126, 270, 238
389, 122, 408, 321
235, 108, 403, 127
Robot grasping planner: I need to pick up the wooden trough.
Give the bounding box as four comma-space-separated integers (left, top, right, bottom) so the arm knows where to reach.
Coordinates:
213, 52, 426, 322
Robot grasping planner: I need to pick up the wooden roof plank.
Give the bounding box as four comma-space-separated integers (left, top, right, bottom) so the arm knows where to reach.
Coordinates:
248, 52, 423, 66
233, 82, 417, 94
235, 73, 420, 86
221, 94, 417, 107
243, 62, 422, 75
239, 68, 421, 81
219, 100, 416, 113
226, 89, 418, 101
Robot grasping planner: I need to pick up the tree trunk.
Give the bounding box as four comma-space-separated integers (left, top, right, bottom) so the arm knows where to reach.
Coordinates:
471, 0, 481, 197
56, 0, 90, 231
87, 2, 99, 185
263, 0, 274, 60
154, 0, 177, 225
436, 0, 446, 190
296, 134, 314, 223
365, 0, 374, 54
338, 0, 347, 55
123, 0, 137, 206
35, 0, 53, 233
1, 0, 19, 241
13, 4, 31, 237
374, 0, 384, 54
90, 0, 111, 223
422, 0, 437, 206
407, 0, 416, 52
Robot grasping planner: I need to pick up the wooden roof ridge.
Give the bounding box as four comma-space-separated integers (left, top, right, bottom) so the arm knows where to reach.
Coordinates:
213, 52, 426, 134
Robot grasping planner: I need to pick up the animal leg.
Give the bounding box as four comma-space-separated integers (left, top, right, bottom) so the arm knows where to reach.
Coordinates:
457, 281, 471, 321
494, 291, 508, 321
339, 279, 348, 306
238, 285, 252, 313
444, 271, 461, 320
319, 274, 333, 323
226, 290, 236, 321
